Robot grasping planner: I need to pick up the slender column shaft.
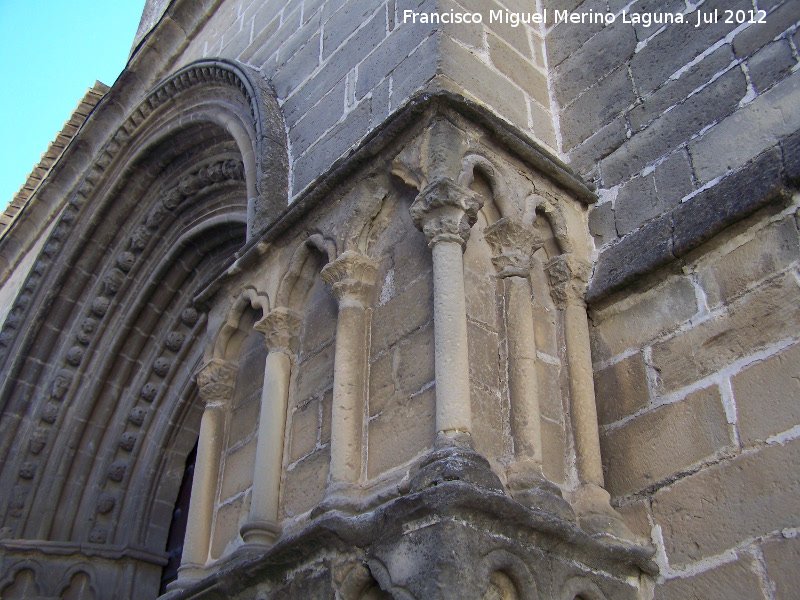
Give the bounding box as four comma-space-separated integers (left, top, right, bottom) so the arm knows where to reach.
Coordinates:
431, 240, 472, 434
181, 404, 224, 572
321, 251, 376, 493
241, 308, 300, 546
179, 359, 236, 578
410, 178, 482, 440
484, 217, 545, 471
546, 255, 603, 486
244, 352, 290, 539
330, 303, 369, 483
505, 275, 542, 467
564, 302, 604, 487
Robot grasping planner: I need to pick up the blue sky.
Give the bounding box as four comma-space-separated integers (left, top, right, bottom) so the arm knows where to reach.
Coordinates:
0, 0, 146, 206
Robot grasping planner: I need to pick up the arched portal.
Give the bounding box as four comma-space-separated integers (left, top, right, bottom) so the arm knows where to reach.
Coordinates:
0, 59, 287, 599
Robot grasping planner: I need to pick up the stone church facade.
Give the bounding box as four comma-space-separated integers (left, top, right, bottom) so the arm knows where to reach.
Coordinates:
0, 0, 798, 598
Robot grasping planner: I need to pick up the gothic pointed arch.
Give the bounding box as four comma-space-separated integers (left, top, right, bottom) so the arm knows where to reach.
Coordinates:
0, 57, 287, 599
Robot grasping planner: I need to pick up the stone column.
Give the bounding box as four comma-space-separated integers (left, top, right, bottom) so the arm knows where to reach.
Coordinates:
408, 178, 502, 493
177, 358, 236, 581
484, 218, 573, 520
319, 251, 377, 508
546, 255, 635, 540
240, 307, 300, 546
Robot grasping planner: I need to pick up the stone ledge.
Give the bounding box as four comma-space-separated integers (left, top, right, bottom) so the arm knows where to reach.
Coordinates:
588, 134, 799, 303
162, 481, 656, 600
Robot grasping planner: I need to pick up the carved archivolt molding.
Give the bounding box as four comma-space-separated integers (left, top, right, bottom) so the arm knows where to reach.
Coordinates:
1, 158, 244, 505
0, 57, 280, 371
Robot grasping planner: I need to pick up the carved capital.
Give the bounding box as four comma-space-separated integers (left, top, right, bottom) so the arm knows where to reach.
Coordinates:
409, 178, 482, 249
195, 358, 237, 405
254, 307, 301, 354
545, 254, 592, 309
483, 217, 544, 278
321, 251, 378, 307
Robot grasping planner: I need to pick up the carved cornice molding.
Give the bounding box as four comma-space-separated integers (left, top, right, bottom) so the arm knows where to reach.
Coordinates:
410, 178, 483, 249
483, 217, 544, 279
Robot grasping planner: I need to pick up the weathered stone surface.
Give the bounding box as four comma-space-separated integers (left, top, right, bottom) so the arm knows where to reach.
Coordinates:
601, 67, 746, 186
553, 19, 637, 106
367, 387, 435, 478
654, 555, 766, 600
615, 500, 652, 541
652, 273, 800, 393
470, 385, 504, 467
220, 439, 256, 500
371, 272, 433, 353
439, 34, 530, 134
588, 201, 618, 248
733, 0, 800, 58
629, 0, 750, 95
467, 321, 500, 392
652, 437, 800, 565
696, 215, 800, 307
733, 343, 800, 446
282, 448, 330, 517
690, 71, 800, 183
210, 494, 246, 560
487, 32, 549, 108
762, 534, 800, 600
541, 416, 566, 485
561, 67, 635, 152
628, 45, 734, 133
294, 343, 335, 404
590, 276, 697, 362
290, 399, 319, 462
614, 172, 666, 236
228, 396, 260, 449
749, 40, 796, 94
594, 353, 650, 426
545, 0, 606, 68
601, 387, 732, 498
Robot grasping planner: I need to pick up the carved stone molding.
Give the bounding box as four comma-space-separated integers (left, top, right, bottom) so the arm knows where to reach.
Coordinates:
320, 250, 378, 307
254, 307, 301, 355
410, 178, 483, 249
483, 217, 544, 278
545, 254, 592, 309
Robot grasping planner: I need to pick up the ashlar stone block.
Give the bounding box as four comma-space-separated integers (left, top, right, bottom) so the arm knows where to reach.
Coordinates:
654, 555, 766, 600
732, 342, 800, 446
594, 352, 650, 426
651, 272, 800, 394
652, 437, 800, 565
601, 387, 732, 498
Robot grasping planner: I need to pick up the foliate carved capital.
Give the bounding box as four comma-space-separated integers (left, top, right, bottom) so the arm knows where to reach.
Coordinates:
483, 217, 545, 278
195, 358, 237, 405
320, 251, 378, 307
545, 254, 592, 309
410, 178, 483, 250
254, 307, 301, 354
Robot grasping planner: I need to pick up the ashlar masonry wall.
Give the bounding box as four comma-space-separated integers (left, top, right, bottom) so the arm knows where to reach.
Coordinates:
166, 0, 556, 198
542, 0, 800, 596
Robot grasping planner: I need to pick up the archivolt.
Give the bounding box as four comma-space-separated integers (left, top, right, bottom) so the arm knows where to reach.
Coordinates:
0, 56, 285, 581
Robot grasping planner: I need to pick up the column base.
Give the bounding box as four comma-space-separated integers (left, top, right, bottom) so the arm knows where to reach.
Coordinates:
572, 483, 640, 544
311, 482, 363, 518
409, 433, 503, 494
507, 464, 575, 522
239, 520, 280, 547
169, 563, 207, 588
